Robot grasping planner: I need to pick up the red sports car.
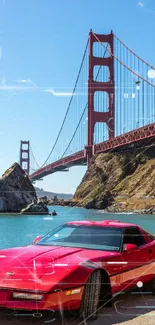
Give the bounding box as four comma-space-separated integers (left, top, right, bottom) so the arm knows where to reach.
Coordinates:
0, 220, 155, 319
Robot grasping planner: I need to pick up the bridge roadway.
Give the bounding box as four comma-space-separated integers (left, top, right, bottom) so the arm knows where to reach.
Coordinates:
30, 122, 155, 181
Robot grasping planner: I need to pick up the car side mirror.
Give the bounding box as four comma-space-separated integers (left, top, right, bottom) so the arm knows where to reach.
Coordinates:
123, 243, 138, 252
33, 236, 42, 244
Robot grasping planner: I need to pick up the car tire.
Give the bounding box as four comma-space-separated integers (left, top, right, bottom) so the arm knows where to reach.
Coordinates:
151, 277, 155, 295
80, 270, 101, 320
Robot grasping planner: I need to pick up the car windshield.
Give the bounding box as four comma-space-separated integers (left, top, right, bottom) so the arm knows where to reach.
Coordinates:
36, 225, 123, 251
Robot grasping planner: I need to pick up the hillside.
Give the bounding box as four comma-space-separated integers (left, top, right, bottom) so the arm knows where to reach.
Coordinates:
73, 149, 155, 213
35, 187, 73, 200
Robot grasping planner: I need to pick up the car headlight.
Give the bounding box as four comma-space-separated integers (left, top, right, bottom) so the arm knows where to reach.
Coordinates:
13, 292, 43, 300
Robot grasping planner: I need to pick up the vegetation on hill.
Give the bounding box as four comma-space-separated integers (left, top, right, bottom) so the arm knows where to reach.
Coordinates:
73, 149, 155, 212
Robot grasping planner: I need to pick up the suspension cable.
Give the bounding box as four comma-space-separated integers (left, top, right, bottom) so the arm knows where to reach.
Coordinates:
30, 145, 40, 169
61, 45, 109, 158
30, 166, 37, 172
41, 39, 89, 167
92, 32, 155, 88
113, 33, 155, 70
61, 103, 88, 158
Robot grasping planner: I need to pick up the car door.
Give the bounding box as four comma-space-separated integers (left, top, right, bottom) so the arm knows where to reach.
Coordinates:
141, 229, 155, 279
121, 227, 154, 289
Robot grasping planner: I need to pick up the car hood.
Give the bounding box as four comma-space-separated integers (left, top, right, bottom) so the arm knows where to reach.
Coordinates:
0, 245, 118, 292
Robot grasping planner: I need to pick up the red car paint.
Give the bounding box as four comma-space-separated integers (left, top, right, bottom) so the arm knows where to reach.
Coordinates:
0, 220, 154, 312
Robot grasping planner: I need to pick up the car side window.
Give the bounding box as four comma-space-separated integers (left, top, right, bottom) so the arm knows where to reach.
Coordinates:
123, 227, 146, 247
144, 230, 155, 242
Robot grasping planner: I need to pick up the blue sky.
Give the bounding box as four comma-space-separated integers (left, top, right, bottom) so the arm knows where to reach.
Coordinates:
0, 0, 155, 194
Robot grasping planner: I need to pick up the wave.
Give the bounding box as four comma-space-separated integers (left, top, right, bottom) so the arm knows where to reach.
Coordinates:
43, 217, 54, 220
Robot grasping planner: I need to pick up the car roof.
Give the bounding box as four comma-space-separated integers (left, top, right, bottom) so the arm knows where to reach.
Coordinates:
66, 220, 137, 228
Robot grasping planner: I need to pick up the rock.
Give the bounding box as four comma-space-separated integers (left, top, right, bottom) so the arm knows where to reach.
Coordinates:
0, 163, 36, 212
21, 201, 49, 215
47, 199, 54, 205
48, 198, 73, 207
85, 200, 95, 209
37, 196, 48, 204
0, 197, 6, 211
73, 149, 155, 213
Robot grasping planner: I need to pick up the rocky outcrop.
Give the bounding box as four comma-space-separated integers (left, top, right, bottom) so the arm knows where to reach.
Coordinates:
48, 198, 74, 206
21, 201, 49, 215
73, 153, 125, 209
37, 196, 48, 204
0, 163, 36, 212
73, 150, 155, 212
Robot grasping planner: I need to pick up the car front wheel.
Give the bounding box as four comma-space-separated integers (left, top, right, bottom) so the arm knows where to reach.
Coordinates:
151, 277, 155, 295
80, 270, 101, 320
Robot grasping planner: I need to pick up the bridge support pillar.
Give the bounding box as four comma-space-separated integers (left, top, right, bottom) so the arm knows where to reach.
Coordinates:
85, 145, 93, 165
87, 30, 115, 164
20, 140, 30, 175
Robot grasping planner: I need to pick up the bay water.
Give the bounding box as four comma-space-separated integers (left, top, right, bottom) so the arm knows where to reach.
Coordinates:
0, 206, 155, 249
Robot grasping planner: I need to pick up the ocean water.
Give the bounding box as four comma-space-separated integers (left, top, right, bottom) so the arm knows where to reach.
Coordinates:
0, 206, 155, 249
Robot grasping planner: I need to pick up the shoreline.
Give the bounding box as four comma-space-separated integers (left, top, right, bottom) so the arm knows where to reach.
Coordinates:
48, 198, 155, 214
1, 202, 155, 215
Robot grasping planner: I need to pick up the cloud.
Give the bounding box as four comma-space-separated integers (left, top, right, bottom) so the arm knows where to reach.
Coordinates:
137, 0, 155, 14
1, 76, 7, 88
16, 79, 31, 84
45, 88, 75, 97
0, 83, 77, 97
14, 78, 38, 89
0, 78, 80, 97
138, 1, 144, 7
0, 85, 36, 91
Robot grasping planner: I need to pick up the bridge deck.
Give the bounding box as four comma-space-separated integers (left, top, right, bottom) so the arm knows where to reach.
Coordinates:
30, 122, 155, 182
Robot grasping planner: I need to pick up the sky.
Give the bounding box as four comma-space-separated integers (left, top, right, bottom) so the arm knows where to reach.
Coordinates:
0, 0, 155, 194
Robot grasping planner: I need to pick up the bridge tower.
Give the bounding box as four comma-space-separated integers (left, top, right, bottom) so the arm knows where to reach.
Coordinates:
20, 140, 30, 175
85, 30, 115, 164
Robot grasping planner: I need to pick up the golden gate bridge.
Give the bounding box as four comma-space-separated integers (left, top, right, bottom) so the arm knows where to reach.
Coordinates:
19, 30, 155, 182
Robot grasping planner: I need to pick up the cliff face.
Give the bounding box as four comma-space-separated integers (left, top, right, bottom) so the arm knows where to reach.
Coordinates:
0, 163, 36, 212
73, 151, 155, 212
